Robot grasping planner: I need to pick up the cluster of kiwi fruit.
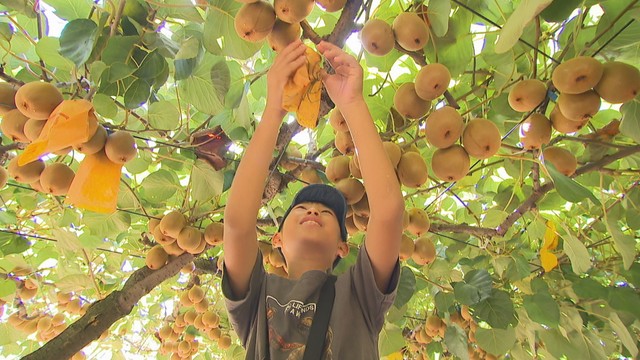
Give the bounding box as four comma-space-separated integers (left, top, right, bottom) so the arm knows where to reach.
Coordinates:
360, 6, 431, 56
6, 310, 71, 344
145, 211, 224, 270
393, 63, 452, 120
233, 0, 347, 51
255, 240, 288, 277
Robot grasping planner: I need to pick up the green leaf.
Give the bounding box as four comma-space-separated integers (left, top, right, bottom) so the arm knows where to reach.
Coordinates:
202, 0, 262, 59
559, 225, 592, 274
454, 282, 482, 305
495, 0, 553, 53
156, 0, 204, 22
607, 286, 640, 319
393, 266, 416, 308
178, 54, 227, 115
454, 269, 492, 305
45, 0, 92, 20
428, 0, 451, 37
609, 312, 638, 358
92, 93, 119, 119
540, 0, 582, 22
475, 327, 516, 356
52, 228, 82, 251
620, 99, 640, 143
0, 211, 16, 225
190, 159, 224, 204
79, 233, 105, 249
83, 211, 132, 239
473, 289, 516, 329
0, 278, 17, 298
148, 100, 180, 129
124, 78, 151, 109
36, 37, 73, 71
546, 163, 599, 204
378, 323, 405, 356
523, 292, 560, 327
572, 277, 607, 299
444, 324, 469, 360
139, 169, 181, 203
0, 232, 30, 255
176, 36, 201, 60
211, 60, 230, 104
102, 36, 138, 65
434, 291, 456, 314
605, 213, 637, 270
56, 273, 94, 292
59, 19, 98, 67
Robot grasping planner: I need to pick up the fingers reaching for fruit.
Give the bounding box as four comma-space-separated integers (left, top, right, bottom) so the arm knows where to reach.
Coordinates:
266, 40, 307, 112
317, 41, 363, 109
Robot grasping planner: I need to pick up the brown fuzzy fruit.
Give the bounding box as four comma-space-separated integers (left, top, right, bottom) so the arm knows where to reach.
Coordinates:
315, 0, 346, 12
23, 118, 47, 142
329, 109, 350, 132
188, 285, 205, 303
0, 167, 8, 189
335, 178, 365, 205
204, 222, 224, 246
218, 335, 232, 349
549, 106, 588, 134
594, 61, 640, 104
407, 207, 430, 236
552, 56, 603, 94
74, 125, 107, 155
542, 146, 577, 176
299, 166, 322, 185
519, 113, 552, 150
394, 83, 431, 119
415, 63, 451, 101
393, 12, 429, 51
557, 90, 601, 122
234, 1, 277, 42
462, 118, 501, 159
425, 106, 464, 149
274, 0, 314, 24
104, 131, 137, 164
148, 218, 160, 233
353, 213, 369, 231
0, 82, 18, 115
508, 79, 547, 112
345, 215, 360, 235
360, 19, 395, 56
383, 142, 402, 168
145, 245, 169, 270
39, 163, 75, 196
334, 131, 355, 155
349, 156, 362, 179
412, 236, 436, 265
280, 147, 302, 171
267, 19, 301, 52
397, 151, 428, 188
14, 82, 64, 120
152, 225, 176, 246
177, 226, 202, 251
431, 144, 470, 182
325, 155, 351, 183
188, 233, 207, 255
1, 109, 30, 142
399, 234, 415, 261
351, 192, 369, 217
159, 210, 187, 238
7, 157, 45, 184
163, 239, 185, 256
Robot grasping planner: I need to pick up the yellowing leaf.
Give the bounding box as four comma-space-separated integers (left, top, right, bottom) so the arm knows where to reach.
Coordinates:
18, 99, 98, 165
66, 150, 123, 214
282, 46, 323, 129
385, 352, 404, 360
540, 249, 558, 272
495, 0, 553, 54
543, 220, 558, 250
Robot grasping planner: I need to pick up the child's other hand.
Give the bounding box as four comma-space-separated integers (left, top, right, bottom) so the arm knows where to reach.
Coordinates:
266, 40, 307, 114
317, 41, 364, 109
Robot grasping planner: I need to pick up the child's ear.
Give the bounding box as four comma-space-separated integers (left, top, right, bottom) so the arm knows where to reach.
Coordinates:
337, 241, 349, 258
272, 232, 283, 248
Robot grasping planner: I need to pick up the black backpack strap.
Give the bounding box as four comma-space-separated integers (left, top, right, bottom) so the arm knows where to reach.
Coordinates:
302, 275, 337, 360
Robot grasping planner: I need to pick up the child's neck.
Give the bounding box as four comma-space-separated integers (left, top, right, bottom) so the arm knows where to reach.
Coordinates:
286, 260, 331, 280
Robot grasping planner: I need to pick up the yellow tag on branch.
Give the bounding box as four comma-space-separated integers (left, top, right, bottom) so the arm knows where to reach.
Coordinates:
66, 150, 123, 214
540, 220, 559, 272
19, 99, 98, 166
540, 248, 559, 272
282, 46, 323, 129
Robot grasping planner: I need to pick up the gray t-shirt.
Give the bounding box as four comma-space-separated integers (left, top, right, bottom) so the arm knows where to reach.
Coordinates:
222, 244, 400, 360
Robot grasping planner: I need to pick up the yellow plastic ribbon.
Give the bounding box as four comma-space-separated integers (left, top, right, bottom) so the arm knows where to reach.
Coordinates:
282, 46, 323, 129
66, 150, 123, 214
540, 220, 559, 272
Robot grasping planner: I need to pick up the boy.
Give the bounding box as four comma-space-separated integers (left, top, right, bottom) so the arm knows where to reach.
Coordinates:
222, 39, 405, 359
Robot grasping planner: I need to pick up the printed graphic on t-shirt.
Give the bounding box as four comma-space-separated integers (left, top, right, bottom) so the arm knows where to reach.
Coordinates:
266, 296, 333, 359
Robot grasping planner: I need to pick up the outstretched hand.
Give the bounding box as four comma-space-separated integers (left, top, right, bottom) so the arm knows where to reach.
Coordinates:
317, 41, 364, 109
266, 40, 307, 114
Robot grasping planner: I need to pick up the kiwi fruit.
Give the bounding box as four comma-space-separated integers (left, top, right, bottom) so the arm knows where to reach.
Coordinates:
14, 81, 64, 120
234, 1, 277, 43
335, 130, 355, 155
204, 222, 224, 246
23, 118, 47, 142
0, 167, 8, 189
335, 178, 365, 205
299, 166, 322, 184
315, 0, 346, 12
412, 235, 436, 265
549, 106, 588, 134
1, 109, 30, 143
407, 207, 430, 236
148, 218, 160, 233
399, 234, 415, 261
104, 130, 137, 164
552, 56, 604, 94
542, 146, 577, 176
349, 156, 362, 179
383, 141, 402, 168
145, 245, 169, 270
74, 125, 107, 155
415, 64, 451, 101
431, 144, 470, 182
594, 61, 640, 104
7, 157, 45, 184
394, 83, 431, 119
329, 109, 350, 132
345, 215, 360, 235
152, 224, 176, 246
159, 210, 187, 238
519, 113, 552, 150
274, 0, 314, 24
163, 239, 185, 256
218, 335, 232, 350
280, 146, 302, 171
177, 226, 202, 251
351, 192, 369, 217
462, 118, 501, 159
353, 212, 369, 231
425, 106, 464, 149
267, 19, 301, 52
557, 90, 600, 121
397, 151, 428, 188
325, 155, 351, 183
360, 19, 395, 57
269, 248, 286, 267
508, 79, 547, 112
188, 285, 205, 303
30, 179, 44, 192
39, 163, 75, 196
393, 12, 429, 51
0, 82, 18, 115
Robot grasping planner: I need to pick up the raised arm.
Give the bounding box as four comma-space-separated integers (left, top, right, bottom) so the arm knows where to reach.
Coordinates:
223, 40, 308, 298
317, 41, 405, 293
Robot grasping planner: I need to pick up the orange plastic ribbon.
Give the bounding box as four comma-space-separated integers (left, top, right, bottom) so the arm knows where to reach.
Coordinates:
282, 46, 323, 129
66, 150, 123, 214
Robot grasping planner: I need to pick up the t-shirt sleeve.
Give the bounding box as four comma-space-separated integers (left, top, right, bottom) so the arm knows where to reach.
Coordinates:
221, 251, 265, 347
349, 243, 400, 334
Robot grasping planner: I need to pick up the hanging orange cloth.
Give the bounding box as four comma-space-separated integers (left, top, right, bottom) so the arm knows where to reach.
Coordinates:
282, 46, 323, 129
18, 99, 98, 166
66, 150, 123, 214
